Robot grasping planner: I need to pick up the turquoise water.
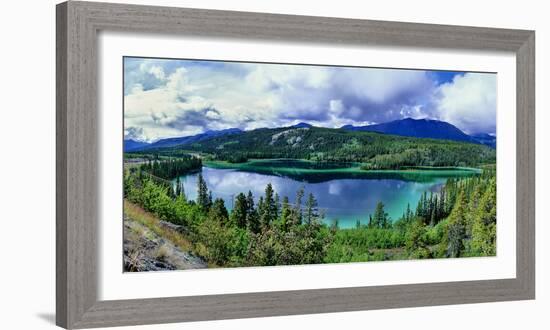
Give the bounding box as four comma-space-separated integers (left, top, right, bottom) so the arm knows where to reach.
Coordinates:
174, 162, 479, 228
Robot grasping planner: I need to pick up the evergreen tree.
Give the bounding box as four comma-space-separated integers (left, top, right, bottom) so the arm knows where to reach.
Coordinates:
175, 177, 182, 198
197, 173, 210, 211
372, 202, 389, 228
416, 193, 425, 221
280, 196, 291, 231
231, 192, 248, 228
246, 191, 260, 233
471, 178, 497, 256
208, 191, 213, 209
439, 191, 446, 219
305, 192, 319, 225
445, 189, 468, 258
405, 219, 430, 258
260, 183, 277, 228
292, 187, 305, 225
274, 193, 280, 219
405, 203, 412, 223
209, 198, 229, 225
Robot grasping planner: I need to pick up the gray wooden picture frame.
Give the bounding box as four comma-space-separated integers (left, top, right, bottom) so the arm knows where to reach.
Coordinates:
56, 1, 535, 328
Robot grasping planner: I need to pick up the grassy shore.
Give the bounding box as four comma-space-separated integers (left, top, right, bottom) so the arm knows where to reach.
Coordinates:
124, 200, 194, 254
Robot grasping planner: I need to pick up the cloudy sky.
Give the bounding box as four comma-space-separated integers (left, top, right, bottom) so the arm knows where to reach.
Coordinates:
124, 57, 496, 142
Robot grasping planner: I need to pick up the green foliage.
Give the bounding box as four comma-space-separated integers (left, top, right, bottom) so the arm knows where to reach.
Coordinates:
404, 219, 431, 259
196, 217, 249, 265
369, 202, 390, 228
197, 173, 211, 211
470, 177, 497, 256
305, 193, 319, 225
259, 184, 277, 228
209, 198, 229, 225
123, 163, 496, 268
325, 226, 405, 263
139, 156, 201, 179
245, 191, 260, 234
231, 193, 248, 228
139, 126, 495, 170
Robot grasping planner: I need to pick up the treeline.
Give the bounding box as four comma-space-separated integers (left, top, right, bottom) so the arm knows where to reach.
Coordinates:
359, 144, 493, 170
327, 168, 497, 262
139, 156, 202, 180
148, 127, 495, 169
124, 168, 331, 267
123, 167, 497, 267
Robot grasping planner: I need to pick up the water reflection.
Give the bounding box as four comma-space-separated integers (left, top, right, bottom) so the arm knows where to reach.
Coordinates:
175, 166, 474, 228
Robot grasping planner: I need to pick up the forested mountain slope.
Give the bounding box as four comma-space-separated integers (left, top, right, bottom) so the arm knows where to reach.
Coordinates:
134, 126, 496, 169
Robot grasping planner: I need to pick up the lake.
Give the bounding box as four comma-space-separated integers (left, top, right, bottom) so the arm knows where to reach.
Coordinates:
174, 160, 480, 228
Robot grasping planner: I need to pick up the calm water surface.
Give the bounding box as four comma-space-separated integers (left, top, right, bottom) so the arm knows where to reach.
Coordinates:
175, 163, 478, 228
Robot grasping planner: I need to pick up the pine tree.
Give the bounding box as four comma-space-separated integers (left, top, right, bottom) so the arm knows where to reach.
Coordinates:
260, 184, 277, 228
274, 193, 280, 219
231, 192, 248, 228
416, 192, 425, 221
471, 178, 497, 256
209, 198, 229, 225
280, 196, 291, 231
175, 177, 182, 198
445, 188, 468, 258
405, 203, 412, 223
305, 192, 319, 225
430, 194, 438, 226
373, 201, 389, 228
197, 173, 210, 211
438, 191, 446, 219
292, 186, 305, 225
246, 191, 260, 233
179, 181, 186, 201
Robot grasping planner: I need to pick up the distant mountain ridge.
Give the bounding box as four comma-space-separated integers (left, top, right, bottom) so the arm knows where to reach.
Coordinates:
341, 118, 474, 142
124, 139, 150, 152
144, 123, 495, 169
469, 133, 496, 149
124, 128, 242, 152
124, 118, 496, 153
341, 118, 495, 148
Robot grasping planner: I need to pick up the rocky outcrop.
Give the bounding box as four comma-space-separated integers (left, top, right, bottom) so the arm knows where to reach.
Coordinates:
123, 216, 207, 272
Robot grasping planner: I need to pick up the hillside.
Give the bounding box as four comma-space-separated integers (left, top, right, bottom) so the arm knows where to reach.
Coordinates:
124, 139, 150, 152
130, 128, 242, 151
342, 118, 474, 141
137, 125, 496, 169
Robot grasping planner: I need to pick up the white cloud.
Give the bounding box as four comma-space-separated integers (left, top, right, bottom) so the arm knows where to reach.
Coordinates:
434, 73, 497, 134
335, 67, 433, 104
124, 59, 496, 141
147, 65, 166, 81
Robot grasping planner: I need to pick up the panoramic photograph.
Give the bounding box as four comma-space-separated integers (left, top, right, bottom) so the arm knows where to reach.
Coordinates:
122, 56, 497, 272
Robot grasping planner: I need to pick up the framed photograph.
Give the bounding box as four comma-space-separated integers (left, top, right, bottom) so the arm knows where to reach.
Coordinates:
56, 1, 535, 328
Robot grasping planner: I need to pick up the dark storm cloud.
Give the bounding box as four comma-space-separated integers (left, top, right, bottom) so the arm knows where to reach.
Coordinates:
165, 107, 222, 131
124, 126, 145, 140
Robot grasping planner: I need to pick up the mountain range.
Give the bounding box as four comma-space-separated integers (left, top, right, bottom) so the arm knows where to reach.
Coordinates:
124, 128, 242, 152
124, 118, 495, 152
340, 118, 495, 148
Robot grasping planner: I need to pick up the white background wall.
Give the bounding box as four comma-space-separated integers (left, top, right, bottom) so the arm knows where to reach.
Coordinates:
0, 0, 548, 329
